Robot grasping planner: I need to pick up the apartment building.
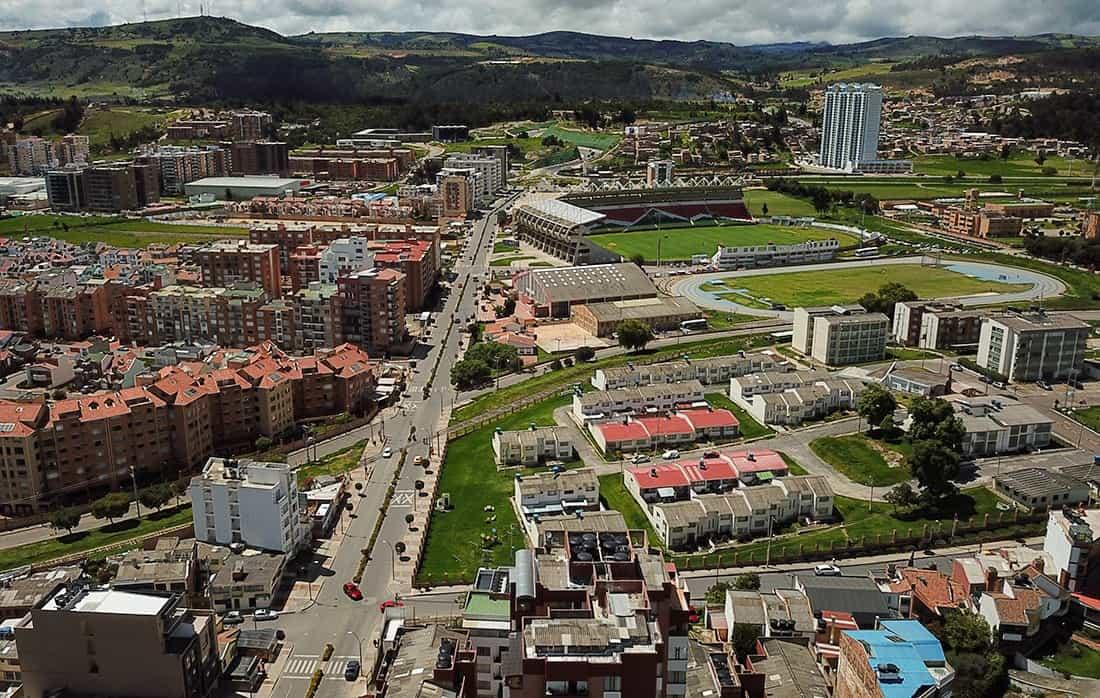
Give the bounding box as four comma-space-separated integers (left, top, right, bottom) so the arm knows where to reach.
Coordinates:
190, 457, 307, 554
1043, 508, 1100, 593
978, 312, 1088, 382
196, 241, 282, 298
294, 283, 343, 351
591, 408, 740, 454
744, 378, 866, 427
56, 134, 90, 166
513, 467, 599, 522
337, 267, 408, 353
85, 162, 160, 213
793, 305, 888, 365
728, 369, 831, 404
372, 239, 438, 312
438, 171, 475, 218
231, 110, 272, 141
318, 237, 375, 283
625, 450, 788, 503
8, 137, 52, 175
572, 380, 706, 424
592, 353, 790, 390
947, 395, 1053, 457
167, 119, 230, 140
491, 426, 575, 466
228, 141, 289, 176
44, 167, 85, 212
17, 587, 220, 698
443, 154, 503, 202
892, 301, 984, 349
819, 84, 883, 171
138, 145, 230, 195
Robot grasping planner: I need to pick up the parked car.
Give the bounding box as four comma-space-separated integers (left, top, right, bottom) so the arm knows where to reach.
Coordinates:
253, 609, 279, 621
382, 447, 393, 458
345, 660, 361, 681
413, 455, 425, 467
631, 454, 651, 464
703, 451, 720, 459
223, 611, 244, 625
379, 599, 405, 613
814, 564, 842, 577
661, 450, 680, 460
1037, 381, 1052, 391
343, 582, 363, 601
949, 363, 963, 372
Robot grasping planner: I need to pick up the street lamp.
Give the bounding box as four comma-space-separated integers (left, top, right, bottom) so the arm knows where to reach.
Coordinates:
381, 540, 396, 581
129, 465, 142, 521
347, 630, 364, 674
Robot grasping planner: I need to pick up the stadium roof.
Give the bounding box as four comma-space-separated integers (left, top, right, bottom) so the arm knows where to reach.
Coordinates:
522, 198, 606, 227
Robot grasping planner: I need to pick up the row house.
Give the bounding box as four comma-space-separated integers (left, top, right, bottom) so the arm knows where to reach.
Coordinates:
591, 352, 790, 391
572, 380, 707, 424
590, 407, 741, 454
491, 426, 575, 467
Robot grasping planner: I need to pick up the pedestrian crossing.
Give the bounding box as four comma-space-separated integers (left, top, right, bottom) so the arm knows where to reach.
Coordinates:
282, 655, 359, 678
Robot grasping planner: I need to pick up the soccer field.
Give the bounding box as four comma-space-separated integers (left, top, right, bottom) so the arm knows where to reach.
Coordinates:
588, 223, 858, 261
717, 264, 1031, 307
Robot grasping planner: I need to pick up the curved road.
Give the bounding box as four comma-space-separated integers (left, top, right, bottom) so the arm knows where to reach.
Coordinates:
672, 256, 1067, 320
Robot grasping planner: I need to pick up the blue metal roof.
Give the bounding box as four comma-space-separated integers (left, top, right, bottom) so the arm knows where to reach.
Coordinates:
844, 621, 945, 698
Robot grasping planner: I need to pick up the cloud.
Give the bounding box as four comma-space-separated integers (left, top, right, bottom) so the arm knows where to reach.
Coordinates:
1, 0, 1099, 45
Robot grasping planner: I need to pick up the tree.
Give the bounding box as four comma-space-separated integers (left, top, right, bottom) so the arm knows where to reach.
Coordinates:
575, 346, 595, 362
91, 493, 131, 524
943, 611, 992, 654
884, 482, 917, 512
255, 436, 273, 451
549, 359, 563, 371
734, 573, 760, 590
857, 384, 897, 430
1034, 150, 1046, 166
494, 297, 516, 318
879, 413, 895, 434
617, 320, 653, 352
393, 541, 406, 556
629, 253, 646, 267
907, 397, 964, 450
451, 358, 491, 389
706, 581, 732, 605
950, 650, 1005, 698
909, 440, 960, 500
811, 189, 832, 214
988, 174, 1002, 184
761, 202, 769, 217
956, 169, 966, 179
48, 507, 80, 534
731, 624, 761, 658
1000, 143, 1012, 160
1042, 165, 1058, 176
405, 513, 415, 528
139, 483, 173, 512
858, 282, 918, 320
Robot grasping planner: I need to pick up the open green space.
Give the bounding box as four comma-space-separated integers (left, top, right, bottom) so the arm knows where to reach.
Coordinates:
539, 124, 620, 150
810, 434, 912, 487
419, 396, 581, 585
489, 255, 535, 267
0, 505, 193, 571
79, 108, 181, 153
705, 393, 774, 440
716, 263, 1029, 308
780, 61, 895, 88
913, 153, 1085, 178
599, 474, 663, 549
0, 214, 247, 248
700, 310, 763, 330
589, 222, 856, 262
1069, 407, 1100, 435
493, 242, 518, 253
452, 333, 773, 423
295, 440, 366, 485
744, 189, 818, 217
887, 346, 941, 361
1041, 642, 1100, 679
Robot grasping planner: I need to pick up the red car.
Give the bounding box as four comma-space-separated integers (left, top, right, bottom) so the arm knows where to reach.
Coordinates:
343, 582, 363, 601
378, 599, 404, 613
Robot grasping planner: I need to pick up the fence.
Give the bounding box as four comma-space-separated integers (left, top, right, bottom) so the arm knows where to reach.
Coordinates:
28, 521, 194, 573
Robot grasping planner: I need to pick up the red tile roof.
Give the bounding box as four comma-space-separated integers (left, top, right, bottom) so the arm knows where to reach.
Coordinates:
627, 463, 691, 488
597, 421, 652, 444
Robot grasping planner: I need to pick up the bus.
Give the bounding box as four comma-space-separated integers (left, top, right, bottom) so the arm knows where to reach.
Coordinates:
680, 319, 708, 334
855, 247, 880, 258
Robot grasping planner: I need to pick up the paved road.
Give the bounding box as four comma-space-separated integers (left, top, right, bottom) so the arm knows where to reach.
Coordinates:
266, 197, 510, 698
673, 256, 1068, 319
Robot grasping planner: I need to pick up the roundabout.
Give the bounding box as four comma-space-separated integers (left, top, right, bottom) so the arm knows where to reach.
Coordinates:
672, 256, 1067, 319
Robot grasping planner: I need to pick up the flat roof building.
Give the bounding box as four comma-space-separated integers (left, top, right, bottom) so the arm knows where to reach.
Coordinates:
977, 312, 1088, 383
993, 468, 1090, 512
515, 262, 657, 318
183, 176, 301, 201
792, 305, 889, 366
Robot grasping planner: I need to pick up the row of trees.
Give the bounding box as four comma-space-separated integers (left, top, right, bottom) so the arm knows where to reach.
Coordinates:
1022, 234, 1100, 274
764, 178, 881, 216
857, 282, 918, 322
450, 341, 522, 390
47, 482, 182, 534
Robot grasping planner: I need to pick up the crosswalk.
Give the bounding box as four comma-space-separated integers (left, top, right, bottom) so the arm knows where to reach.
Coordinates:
282, 655, 360, 678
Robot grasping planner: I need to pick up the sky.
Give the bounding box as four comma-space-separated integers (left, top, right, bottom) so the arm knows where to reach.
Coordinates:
2, 0, 1099, 45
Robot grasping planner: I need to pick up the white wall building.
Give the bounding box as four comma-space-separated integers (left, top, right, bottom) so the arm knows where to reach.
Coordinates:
819, 83, 883, 171
977, 313, 1088, 383
190, 457, 308, 554
318, 237, 375, 283
443, 154, 502, 203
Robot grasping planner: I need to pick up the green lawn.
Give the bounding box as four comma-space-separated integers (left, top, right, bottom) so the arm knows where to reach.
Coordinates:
79, 107, 180, 153
452, 333, 773, 423
705, 393, 774, 440
489, 255, 535, 267
808, 178, 1094, 203
588, 222, 857, 262
913, 153, 1084, 178
295, 440, 366, 485
599, 473, 663, 549
0, 505, 193, 571
779, 452, 808, 475
810, 434, 912, 487
780, 61, 895, 88
419, 396, 581, 585
700, 310, 763, 330
493, 242, 518, 253
540, 124, 620, 150
887, 346, 941, 361
744, 189, 818, 217
0, 214, 247, 247
1069, 407, 1100, 434
1041, 642, 1100, 679
717, 264, 1030, 307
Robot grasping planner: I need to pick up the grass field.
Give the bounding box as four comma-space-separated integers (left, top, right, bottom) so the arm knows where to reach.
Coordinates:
588, 222, 856, 261
539, 124, 620, 150
913, 153, 1086, 178
599, 474, 663, 549
810, 434, 912, 487
1069, 407, 1100, 434
705, 393, 774, 440
1041, 642, 1100, 679
419, 396, 580, 584
808, 178, 1094, 203
780, 61, 895, 88
744, 190, 817, 217
295, 441, 365, 485
79, 107, 180, 153
700, 310, 763, 330
716, 264, 1030, 307
0, 505, 193, 571
0, 214, 247, 247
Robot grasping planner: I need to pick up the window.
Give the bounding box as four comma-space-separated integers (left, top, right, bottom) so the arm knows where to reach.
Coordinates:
604, 676, 622, 691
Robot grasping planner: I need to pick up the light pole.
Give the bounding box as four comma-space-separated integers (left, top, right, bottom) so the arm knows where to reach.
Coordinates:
129, 465, 142, 520
347, 630, 364, 674
764, 515, 775, 568
382, 540, 396, 581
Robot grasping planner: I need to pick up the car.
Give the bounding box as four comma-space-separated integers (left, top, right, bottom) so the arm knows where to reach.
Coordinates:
993, 381, 1008, 390
813, 564, 842, 577
661, 450, 680, 460
413, 455, 425, 467
1037, 380, 1052, 391
631, 454, 651, 464
253, 609, 279, 621
223, 611, 244, 625
344, 660, 361, 681
379, 599, 405, 613
978, 375, 991, 384
343, 582, 363, 601
382, 447, 393, 458
703, 451, 720, 459
949, 363, 963, 372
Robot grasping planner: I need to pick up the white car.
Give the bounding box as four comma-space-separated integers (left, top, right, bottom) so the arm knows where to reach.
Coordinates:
253, 609, 279, 621
631, 454, 651, 464
382, 447, 393, 458
813, 564, 842, 577
223, 611, 243, 625
661, 450, 680, 460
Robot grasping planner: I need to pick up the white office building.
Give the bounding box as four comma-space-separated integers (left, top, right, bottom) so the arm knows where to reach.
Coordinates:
819, 83, 883, 171
977, 312, 1089, 383
443, 154, 503, 203
190, 457, 308, 554
318, 237, 375, 283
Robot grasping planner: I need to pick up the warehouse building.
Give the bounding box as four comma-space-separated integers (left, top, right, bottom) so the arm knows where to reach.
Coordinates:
514, 262, 658, 318
183, 176, 301, 201
571, 296, 702, 337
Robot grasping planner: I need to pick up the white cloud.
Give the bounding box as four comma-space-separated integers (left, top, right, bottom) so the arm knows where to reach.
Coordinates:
1, 0, 1098, 45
